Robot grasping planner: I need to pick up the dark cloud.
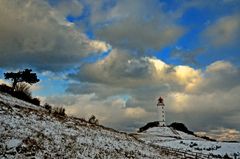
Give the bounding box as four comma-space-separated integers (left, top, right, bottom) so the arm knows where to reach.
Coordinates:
87, 0, 184, 52
0, 0, 109, 71
68, 49, 156, 87
66, 82, 127, 99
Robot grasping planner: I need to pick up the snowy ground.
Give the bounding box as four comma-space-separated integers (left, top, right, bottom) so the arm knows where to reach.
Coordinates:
135, 127, 240, 158
159, 139, 240, 157
0, 92, 175, 159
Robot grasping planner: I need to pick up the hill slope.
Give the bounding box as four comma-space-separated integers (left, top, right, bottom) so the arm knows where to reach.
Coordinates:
0, 92, 175, 159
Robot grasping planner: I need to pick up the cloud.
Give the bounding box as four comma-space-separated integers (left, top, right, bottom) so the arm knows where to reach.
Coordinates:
52, 85, 240, 137
203, 14, 240, 47
167, 85, 240, 130
67, 49, 204, 112
69, 49, 202, 91
69, 49, 154, 87
0, 0, 110, 71
87, 0, 184, 51
66, 49, 240, 138
51, 0, 83, 17
65, 49, 204, 130
196, 128, 240, 141
195, 61, 240, 93
165, 62, 240, 132
66, 49, 196, 120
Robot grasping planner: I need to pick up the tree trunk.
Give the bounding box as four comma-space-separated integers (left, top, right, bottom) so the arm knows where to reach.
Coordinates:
12, 79, 17, 90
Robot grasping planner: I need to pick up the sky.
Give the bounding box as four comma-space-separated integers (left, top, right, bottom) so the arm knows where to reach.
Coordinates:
0, 0, 240, 141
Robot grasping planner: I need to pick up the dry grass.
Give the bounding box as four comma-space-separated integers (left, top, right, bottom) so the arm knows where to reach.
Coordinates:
53, 107, 66, 117
14, 82, 31, 97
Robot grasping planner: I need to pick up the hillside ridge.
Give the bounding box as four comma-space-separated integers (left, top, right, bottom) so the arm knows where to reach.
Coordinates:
0, 92, 177, 159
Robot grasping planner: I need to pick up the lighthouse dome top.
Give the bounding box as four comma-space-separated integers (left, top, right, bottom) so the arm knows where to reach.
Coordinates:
157, 96, 165, 106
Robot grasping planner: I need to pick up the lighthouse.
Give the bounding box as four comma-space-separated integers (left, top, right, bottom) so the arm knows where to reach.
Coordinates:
157, 96, 166, 126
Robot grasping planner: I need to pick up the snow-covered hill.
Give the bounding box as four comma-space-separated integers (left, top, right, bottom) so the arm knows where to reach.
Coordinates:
134, 126, 240, 158
0, 92, 176, 159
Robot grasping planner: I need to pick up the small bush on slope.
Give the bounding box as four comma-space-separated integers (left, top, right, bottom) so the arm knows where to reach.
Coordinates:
12, 83, 32, 103
53, 107, 66, 117
89, 115, 99, 125
44, 103, 52, 113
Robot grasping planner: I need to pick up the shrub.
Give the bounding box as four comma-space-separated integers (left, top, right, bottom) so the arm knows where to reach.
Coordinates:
223, 153, 231, 159
11, 83, 33, 104
138, 121, 159, 132
169, 122, 194, 135
189, 142, 198, 148
9, 83, 40, 106
44, 103, 52, 113
0, 84, 13, 94
14, 82, 31, 96
95, 119, 99, 125
13, 90, 32, 103
31, 98, 40, 106
53, 107, 66, 116
88, 115, 99, 125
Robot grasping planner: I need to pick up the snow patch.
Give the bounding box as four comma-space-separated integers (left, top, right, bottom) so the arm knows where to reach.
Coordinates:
6, 139, 22, 149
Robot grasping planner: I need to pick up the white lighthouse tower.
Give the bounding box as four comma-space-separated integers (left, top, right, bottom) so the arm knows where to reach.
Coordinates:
157, 96, 166, 126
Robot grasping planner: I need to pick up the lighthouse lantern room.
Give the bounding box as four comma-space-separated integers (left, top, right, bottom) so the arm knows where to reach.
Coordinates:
157, 96, 166, 127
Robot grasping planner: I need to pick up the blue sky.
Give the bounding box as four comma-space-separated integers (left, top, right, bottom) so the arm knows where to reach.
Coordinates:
0, 0, 240, 140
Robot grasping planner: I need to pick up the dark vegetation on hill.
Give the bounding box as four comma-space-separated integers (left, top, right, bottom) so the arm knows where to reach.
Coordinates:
138, 121, 194, 134
138, 121, 217, 141
169, 122, 194, 135
169, 122, 216, 141
138, 121, 159, 132
138, 121, 195, 134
